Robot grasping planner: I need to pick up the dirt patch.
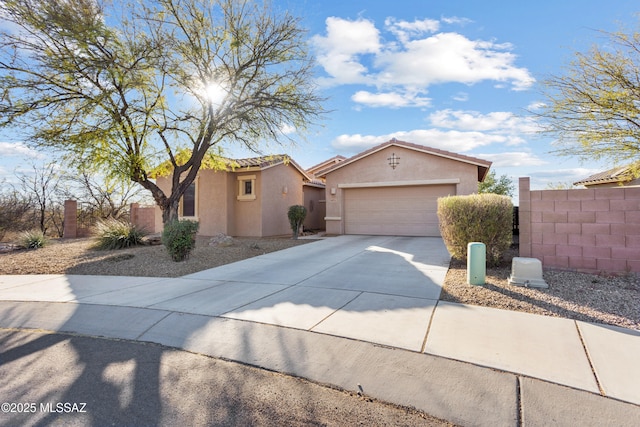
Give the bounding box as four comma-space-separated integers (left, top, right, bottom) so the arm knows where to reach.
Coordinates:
0, 236, 312, 278
441, 246, 640, 331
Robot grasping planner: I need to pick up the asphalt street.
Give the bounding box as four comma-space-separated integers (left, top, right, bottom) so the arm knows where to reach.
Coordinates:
0, 329, 450, 426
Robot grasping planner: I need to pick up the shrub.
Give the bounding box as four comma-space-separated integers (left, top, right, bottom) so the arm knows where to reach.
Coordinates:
437, 193, 513, 265
287, 205, 307, 239
162, 220, 199, 261
18, 229, 48, 249
94, 218, 147, 250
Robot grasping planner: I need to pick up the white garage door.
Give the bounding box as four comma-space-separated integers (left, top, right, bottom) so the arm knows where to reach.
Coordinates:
344, 185, 456, 237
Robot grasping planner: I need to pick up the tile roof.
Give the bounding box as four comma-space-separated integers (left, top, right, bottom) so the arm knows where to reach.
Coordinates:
306, 155, 347, 176
231, 154, 289, 168
573, 163, 640, 186
316, 139, 492, 181
304, 178, 326, 188
228, 154, 310, 180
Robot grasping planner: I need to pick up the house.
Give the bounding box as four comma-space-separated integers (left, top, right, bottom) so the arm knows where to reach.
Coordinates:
573, 163, 640, 188
317, 139, 491, 237
154, 155, 324, 237
148, 139, 491, 238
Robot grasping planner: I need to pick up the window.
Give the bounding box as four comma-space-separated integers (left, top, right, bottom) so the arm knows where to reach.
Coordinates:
181, 183, 196, 217
237, 175, 256, 200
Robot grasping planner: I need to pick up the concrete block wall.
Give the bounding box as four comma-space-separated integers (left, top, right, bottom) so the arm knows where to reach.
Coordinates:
519, 177, 640, 275
63, 200, 78, 238
130, 203, 158, 234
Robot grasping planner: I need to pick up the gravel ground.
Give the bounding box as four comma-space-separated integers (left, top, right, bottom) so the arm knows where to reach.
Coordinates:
441, 247, 640, 331
1, 237, 638, 331
0, 236, 312, 278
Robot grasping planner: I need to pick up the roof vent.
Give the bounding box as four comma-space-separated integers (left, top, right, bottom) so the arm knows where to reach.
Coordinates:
508, 257, 548, 288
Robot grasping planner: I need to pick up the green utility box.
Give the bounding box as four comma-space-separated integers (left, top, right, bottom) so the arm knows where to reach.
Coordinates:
467, 242, 486, 286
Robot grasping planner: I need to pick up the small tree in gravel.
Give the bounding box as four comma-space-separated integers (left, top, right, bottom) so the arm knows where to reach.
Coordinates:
287, 205, 307, 240
162, 220, 199, 261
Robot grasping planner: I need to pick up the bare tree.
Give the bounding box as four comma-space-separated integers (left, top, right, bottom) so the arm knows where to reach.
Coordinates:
0, 183, 32, 241
60, 168, 147, 220
17, 163, 61, 235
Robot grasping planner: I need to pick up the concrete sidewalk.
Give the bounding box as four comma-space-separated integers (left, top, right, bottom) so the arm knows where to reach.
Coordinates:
0, 235, 639, 426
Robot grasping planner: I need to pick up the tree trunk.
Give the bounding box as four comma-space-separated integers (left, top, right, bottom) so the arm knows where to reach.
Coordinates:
162, 198, 180, 224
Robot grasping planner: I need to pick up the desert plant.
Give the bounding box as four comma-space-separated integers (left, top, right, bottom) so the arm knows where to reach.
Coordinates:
162, 220, 199, 261
93, 218, 146, 250
18, 229, 48, 249
437, 193, 513, 265
287, 205, 307, 240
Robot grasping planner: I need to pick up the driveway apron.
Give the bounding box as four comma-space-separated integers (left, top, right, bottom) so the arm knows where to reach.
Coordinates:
184, 235, 449, 351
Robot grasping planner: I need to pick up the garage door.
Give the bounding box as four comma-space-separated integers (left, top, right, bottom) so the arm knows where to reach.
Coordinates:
344, 185, 455, 236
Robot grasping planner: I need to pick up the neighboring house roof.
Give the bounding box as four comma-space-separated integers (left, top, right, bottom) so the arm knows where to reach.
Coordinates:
306, 155, 347, 177
304, 178, 326, 188
316, 139, 492, 181
573, 163, 640, 187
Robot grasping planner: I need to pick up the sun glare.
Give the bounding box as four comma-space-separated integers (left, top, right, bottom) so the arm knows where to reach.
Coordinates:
204, 81, 228, 106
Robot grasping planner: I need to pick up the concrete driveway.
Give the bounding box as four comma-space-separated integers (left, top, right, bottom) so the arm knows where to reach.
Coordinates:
182, 235, 450, 351
0, 236, 449, 352
0, 236, 450, 351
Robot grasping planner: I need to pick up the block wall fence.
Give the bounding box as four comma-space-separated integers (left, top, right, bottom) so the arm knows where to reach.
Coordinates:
62, 200, 93, 238
129, 203, 158, 234
518, 177, 640, 275
63, 201, 158, 238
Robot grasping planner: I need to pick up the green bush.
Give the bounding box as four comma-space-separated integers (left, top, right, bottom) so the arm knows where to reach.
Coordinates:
162, 220, 199, 261
18, 229, 48, 249
287, 205, 307, 239
437, 193, 513, 265
93, 218, 147, 250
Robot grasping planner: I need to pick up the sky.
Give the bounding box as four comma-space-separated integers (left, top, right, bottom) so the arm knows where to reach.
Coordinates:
1, 0, 640, 194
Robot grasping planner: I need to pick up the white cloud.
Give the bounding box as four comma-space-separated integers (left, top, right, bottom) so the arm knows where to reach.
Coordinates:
332, 108, 543, 155
476, 151, 548, 167
532, 168, 597, 180
332, 128, 505, 154
428, 109, 540, 134
279, 123, 296, 135
375, 32, 534, 91
441, 16, 474, 26
384, 17, 439, 43
527, 101, 546, 111
452, 92, 469, 102
0, 142, 43, 159
313, 16, 535, 103
312, 17, 381, 85
529, 168, 600, 189
351, 90, 431, 108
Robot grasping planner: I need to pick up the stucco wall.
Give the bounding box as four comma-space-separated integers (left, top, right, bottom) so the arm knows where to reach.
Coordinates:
233, 170, 263, 237
519, 177, 640, 274
153, 163, 311, 237
260, 164, 305, 236
323, 145, 480, 235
